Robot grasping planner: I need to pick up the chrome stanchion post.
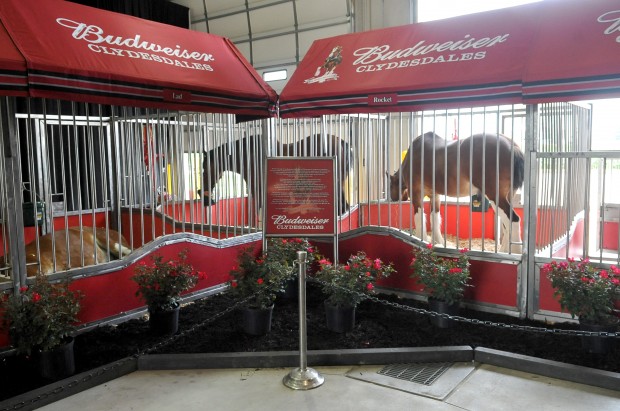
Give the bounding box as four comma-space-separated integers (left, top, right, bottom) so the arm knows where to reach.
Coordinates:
283, 250, 324, 390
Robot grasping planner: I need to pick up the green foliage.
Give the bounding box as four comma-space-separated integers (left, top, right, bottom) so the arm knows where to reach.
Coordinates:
1, 275, 83, 355
410, 244, 472, 305
543, 259, 620, 324
229, 246, 290, 309
132, 250, 205, 312
315, 251, 395, 308
264, 237, 319, 281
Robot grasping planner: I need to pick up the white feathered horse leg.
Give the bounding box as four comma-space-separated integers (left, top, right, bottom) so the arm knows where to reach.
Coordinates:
413, 207, 429, 242
430, 210, 445, 245
493, 203, 522, 254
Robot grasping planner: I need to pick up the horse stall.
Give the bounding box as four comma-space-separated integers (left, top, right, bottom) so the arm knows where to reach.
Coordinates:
278, 0, 620, 320
0, 0, 277, 348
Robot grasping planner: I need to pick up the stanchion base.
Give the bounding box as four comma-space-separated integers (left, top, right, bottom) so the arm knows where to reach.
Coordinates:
283, 367, 325, 390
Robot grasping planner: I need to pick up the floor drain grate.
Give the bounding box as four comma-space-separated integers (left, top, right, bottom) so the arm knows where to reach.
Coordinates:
377, 363, 453, 386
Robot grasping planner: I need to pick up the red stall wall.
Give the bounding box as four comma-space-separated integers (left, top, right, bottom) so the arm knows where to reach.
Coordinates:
71, 240, 252, 324
336, 233, 519, 309
0, 239, 259, 349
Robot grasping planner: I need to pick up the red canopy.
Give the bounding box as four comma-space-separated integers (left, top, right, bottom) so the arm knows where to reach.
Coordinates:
0, 0, 277, 116
280, 0, 620, 118
523, 0, 620, 102
0, 23, 27, 97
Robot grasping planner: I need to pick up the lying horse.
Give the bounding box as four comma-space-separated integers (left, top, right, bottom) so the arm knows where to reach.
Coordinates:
24, 227, 131, 276
389, 132, 524, 253
202, 134, 353, 215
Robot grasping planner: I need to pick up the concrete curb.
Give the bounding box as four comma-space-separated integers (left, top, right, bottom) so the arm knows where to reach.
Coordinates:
138, 346, 620, 392
474, 347, 620, 392
138, 346, 474, 370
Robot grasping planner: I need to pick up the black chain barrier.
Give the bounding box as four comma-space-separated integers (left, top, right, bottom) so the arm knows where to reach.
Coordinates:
307, 276, 620, 339
4, 280, 618, 410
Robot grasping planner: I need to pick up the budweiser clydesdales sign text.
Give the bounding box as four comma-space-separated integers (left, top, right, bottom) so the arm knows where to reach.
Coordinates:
265, 158, 336, 237
55, 19, 216, 73
351, 33, 506, 74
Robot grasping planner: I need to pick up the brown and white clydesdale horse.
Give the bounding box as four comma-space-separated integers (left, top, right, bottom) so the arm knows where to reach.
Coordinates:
202, 134, 353, 215
23, 227, 131, 276
389, 132, 524, 253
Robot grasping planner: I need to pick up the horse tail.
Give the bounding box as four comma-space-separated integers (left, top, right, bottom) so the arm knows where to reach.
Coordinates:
512, 145, 525, 190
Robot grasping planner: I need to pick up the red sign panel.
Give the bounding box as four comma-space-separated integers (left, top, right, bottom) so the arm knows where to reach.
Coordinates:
265, 157, 336, 237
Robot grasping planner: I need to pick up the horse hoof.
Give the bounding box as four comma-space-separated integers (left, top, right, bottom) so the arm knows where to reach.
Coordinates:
431, 235, 445, 245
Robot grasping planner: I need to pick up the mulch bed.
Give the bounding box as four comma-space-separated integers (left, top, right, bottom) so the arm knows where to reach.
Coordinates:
1, 282, 618, 402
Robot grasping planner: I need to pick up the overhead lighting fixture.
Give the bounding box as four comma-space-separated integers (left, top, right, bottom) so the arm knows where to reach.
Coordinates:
263, 69, 287, 82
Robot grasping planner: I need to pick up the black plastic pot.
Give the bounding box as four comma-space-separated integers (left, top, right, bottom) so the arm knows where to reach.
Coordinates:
325, 301, 356, 333
149, 305, 180, 335
38, 337, 75, 380
579, 320, 618, 354
428, 298, 460, 328
241, 305, 274, 336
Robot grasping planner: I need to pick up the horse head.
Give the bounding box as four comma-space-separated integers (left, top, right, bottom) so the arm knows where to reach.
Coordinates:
388, 172, 408, 201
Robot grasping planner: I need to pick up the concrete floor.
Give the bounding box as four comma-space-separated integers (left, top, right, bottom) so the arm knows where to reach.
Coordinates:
38, 363, 620, 411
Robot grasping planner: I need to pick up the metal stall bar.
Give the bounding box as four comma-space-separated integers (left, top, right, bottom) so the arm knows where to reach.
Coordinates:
0, 97, 27, 289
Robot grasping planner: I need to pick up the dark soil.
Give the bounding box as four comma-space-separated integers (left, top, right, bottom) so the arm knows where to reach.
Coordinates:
1, 283, 619, 403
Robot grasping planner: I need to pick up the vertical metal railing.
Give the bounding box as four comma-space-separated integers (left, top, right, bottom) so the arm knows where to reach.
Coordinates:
283, 250, 324, 390
2, 100, 272, 280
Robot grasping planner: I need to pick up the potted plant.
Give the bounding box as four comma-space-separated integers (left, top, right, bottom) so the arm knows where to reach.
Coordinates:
229, 246, 290, 335
264, 237, 318, 299
410, 244, 471, 327
1, 274, 83, 380
132, 249, 206, 335
315, 251, 395, 333
543, 259, 620, 353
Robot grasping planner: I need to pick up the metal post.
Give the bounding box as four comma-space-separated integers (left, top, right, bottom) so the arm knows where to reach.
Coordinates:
1, 97, 27, 291
283, 251, 324, 390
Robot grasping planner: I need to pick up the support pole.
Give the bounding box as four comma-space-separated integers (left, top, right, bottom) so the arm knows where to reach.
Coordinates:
282, 251, 324, 390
